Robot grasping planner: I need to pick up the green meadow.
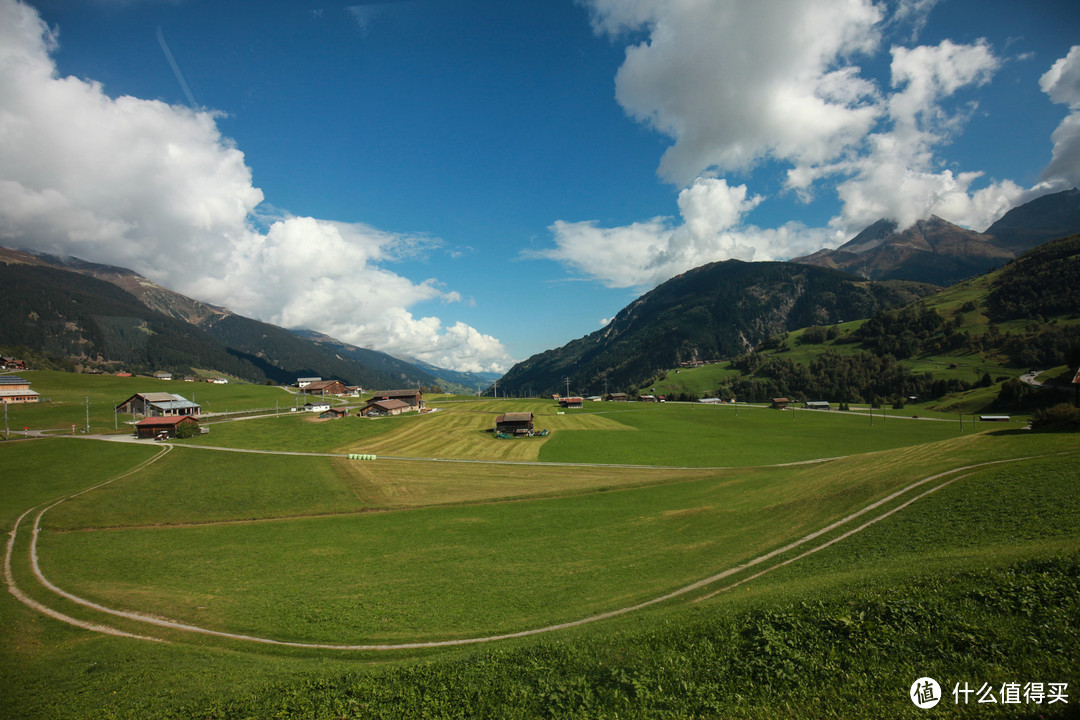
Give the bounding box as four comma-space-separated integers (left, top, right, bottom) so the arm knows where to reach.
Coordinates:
2, 369, 300, 435
2, 378, 1077, 718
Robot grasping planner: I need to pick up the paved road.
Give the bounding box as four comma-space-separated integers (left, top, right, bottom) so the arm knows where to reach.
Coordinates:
1019, 370, 1044, 387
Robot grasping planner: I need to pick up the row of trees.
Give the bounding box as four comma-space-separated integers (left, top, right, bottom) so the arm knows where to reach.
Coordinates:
725, 350, 972, 405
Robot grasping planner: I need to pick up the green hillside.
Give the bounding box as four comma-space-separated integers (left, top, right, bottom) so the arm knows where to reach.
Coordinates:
0, 258, 439, 389
498, 260, 934, 396
0, 263, 266, 381
646, 235, 1080, 413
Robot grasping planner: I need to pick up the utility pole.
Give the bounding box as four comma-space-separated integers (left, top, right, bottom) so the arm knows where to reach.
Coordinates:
85, 395, 90, 433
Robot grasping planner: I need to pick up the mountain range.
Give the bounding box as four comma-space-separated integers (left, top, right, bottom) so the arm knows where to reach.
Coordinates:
500, 188, 1080, 396
4, 188, 1079, 397
496, 261, 936, 396
792, 188, 1080, 285
0, 247, 498, 393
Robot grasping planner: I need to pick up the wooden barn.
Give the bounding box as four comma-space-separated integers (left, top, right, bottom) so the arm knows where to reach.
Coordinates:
0, 376, 39, 404
116, 392, 200, 417
359, 398, 410, 417
135, 415, 200, 439
319, 408, 348, 419
558, 396, 583, 409
495, 412, 534, 435
771, 397, 791, 409
303, 380, 348, 396
369, 389, 425, 411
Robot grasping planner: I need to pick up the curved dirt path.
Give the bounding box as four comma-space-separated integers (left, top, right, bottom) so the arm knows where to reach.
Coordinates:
6, 448, 1043, 651
4, 446, 173, 643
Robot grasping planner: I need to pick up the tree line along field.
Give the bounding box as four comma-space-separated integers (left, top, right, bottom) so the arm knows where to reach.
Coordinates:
1, 376, 1077, 718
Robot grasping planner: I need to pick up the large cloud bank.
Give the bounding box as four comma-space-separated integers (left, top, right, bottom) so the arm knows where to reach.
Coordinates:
542, 0, 1075, 289
1040, 45, 1080, 186
0, 0, 510, 373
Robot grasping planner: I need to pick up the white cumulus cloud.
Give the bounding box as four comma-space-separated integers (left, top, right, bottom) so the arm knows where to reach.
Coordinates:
1040, 45, 1080, 186
590, 0, 884, 186
543, 0, 1055, 291
539, 177, 832, 288
0, 0, 511, 374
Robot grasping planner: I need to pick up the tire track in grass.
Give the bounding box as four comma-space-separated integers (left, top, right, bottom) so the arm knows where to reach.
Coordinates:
12, 450, 1048, 650
4, 446, 172, 643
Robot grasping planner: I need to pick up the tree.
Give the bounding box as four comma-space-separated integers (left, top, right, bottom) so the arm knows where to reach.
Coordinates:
1031, 404, 1080, 432
175, 422, 201, 439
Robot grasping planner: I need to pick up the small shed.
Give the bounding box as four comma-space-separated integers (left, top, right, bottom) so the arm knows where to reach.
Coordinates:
495, 412, 534, 435
305, 401, 331, 413
296, 377, 321, 388
805, 401, 831, 410
319, 408, 347, 419
771, 398, 790, 409
135, 415, 199, 439
607, 393, 629, 402
979, 415, 1011, 422
558, 396, 583, 409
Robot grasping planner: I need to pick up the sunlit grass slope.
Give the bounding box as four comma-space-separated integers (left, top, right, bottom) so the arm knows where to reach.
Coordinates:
33, 432, 1075, 645
5, 431, 1076, 719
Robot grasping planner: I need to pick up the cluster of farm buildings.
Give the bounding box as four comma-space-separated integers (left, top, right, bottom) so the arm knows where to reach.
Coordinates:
114, 382, 427, 439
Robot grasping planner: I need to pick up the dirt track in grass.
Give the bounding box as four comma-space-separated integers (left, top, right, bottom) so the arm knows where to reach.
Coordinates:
7, 437, 1046, 652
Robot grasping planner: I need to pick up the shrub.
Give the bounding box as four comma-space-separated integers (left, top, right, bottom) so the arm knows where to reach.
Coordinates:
175, 422, 201, 439
1030, 403, 1080, 432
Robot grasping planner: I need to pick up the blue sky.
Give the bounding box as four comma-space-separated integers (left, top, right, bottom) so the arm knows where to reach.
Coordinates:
3, 0, 1079, 372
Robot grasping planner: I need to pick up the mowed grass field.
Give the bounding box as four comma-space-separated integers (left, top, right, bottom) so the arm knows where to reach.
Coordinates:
189, 396, 979, 466
2, 390, 1078, 718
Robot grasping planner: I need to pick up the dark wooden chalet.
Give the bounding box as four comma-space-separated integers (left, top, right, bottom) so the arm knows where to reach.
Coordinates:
135, 415, 200, 439
370, 389, 425, 410
303, 380, 348, 396
495, 412, 534, 435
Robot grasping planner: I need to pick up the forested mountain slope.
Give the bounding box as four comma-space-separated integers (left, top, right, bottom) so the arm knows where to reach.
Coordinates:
497, 260, 934, 396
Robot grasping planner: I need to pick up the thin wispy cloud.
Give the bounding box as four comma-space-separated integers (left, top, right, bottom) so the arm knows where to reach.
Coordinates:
156, 26, 197, 108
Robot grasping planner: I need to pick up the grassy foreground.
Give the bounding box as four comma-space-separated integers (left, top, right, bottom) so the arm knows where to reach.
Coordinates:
2, 417, 1078, 718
